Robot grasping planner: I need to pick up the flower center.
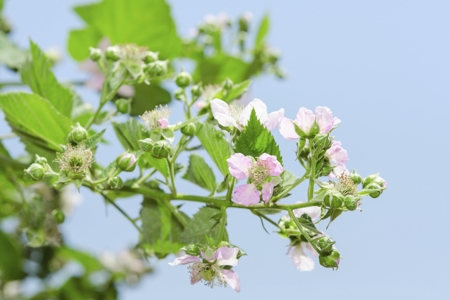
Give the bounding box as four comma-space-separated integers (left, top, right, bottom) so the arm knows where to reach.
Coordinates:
249, 165, 269, 186
336, 174, 357, 196
229, 103, 244, 124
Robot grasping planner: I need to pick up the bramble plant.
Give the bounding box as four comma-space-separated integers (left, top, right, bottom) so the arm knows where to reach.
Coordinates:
0, 0, 386, 297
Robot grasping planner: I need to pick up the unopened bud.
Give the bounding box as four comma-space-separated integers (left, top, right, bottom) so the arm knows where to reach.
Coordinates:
105, 46, 120, 61
319, 250, 340, 269
312, 133, 331, 149
89, 47, 102, 61
115, 98, 132, 114
344, 195, 360, 211
34, 155, 48, 166
52, 209, 65, 224
350, 169, 362, 184
116, 153, 137, 172
175, 71, 192, 88
143, 51, 158, 63
181, 123, 196, 136
222, 78, 233, 91
24, 163, 45, 181
365, 182, 383, 198
151, 141, 172, 159
145, 60, 168, 77
108, 176, 124, 190
191, 84, 203, 98
317, 236, 335, 256
139, 138, 155, 152
67, 122, 89, 144
362, 174, 379, 188
323, 190, 344, 208
183, 244, 200, 256
174, 88, 185, 101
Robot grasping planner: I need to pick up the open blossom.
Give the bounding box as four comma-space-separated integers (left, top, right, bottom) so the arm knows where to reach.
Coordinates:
279, 106, 340, 140
284, 205, 322, 271
140, 105, 171, 131
227, 153, 283, 206
169, 247, 241, 292
326, 140, 349, 177
54, 144, 94, 175
211, 98, 284, 131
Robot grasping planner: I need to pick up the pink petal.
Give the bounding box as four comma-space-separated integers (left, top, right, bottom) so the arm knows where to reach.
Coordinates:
304, 242, 319, 257
261, 181, 274, 202
257, 153, 283, 176
239, 98, 268, 127
158, 118, 169, 129
330, 164, 348, 178
290, 244, 314, 271
190, 263, 203, 284
279, 117, 300, 140
211, 99, 237, 128
233, 184, 260, 206
264, 108, 285, 131
227, 153, 252, 180
315, 106, 336, 133
118, 85, 135, 97
293, 205, 321, 221
168, 255, 201, 266
295, 107, 315, 134
216, 247, 239, 266
326, 141, 349, 166
222, 269, 241, 292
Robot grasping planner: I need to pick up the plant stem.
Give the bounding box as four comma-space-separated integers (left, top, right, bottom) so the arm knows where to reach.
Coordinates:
102, 193, 142, 233
307, 139, 316, 201
0, 133, 16, 139
252, 210, 280, 229
271, 173, 308, 202
225, 177, 235, 203
134, 169, 157, 186
288, 210, 321, 254
166, 158, 177, 196
216, 207, 227, 244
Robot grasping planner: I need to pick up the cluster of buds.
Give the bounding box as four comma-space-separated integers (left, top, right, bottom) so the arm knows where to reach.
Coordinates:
169, 243, 245, 292
89, 43, 168, 86
24, 155, 56, 181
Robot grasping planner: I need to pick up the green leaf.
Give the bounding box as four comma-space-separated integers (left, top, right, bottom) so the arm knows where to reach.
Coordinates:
20, 40, 74, 118
235, 109, 283, 164
84, 128, 106, 149
213, 80, 251, 103
0, 93, 72, 158
195, 122, 231, 176
57, 247, 103, 274
193, 54, 250, 84
255, 14, 270, 48
0, 230, 23, 281
182, 154, 217, 192
112, 118, 147, 151
180, 206, 228, 245
69, 0, 182, 61
141, 198, 189, 258
67, 27, 102, 61
0, 32, 28, 69
130, 83, 171, 116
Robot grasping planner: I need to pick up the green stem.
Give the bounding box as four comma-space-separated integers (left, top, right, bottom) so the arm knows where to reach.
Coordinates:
253, 210, 280, 229
307, 139, 316, 201
288, 210, 321, 254
102, 193, 142, 233
271, 173, 308, 202
166, 158, 177, 196
216, 207, 227, 244
170, 135, 188, 164
225, 177, 236, 203
134, 169, 157, 186
0, 133, 16, 140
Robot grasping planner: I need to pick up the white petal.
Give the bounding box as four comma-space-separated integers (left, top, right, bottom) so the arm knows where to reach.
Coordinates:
239, 98, 268, 127
264, 108, 285, 130
210, 99, 237, 127
290, 244, 315, 271
222, 269, 241, 292
168, 255, 200, 266
293, 205, 321, 221
304, 242, 319, 257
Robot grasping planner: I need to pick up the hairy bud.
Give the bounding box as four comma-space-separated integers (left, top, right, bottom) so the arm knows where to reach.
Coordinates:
108, 176, 124, 190
67, 122, 89, 144
317, 236, 335, 256
24, 163, 45, 181
105, 46, 120, 61
344, 195, 360, 211
143, 51, 158, 63
191, 84, 203, 98
323, 190, 344, 208
175, 70, 192, 88
139, 138, 155, 152
52, 209, 65, 224
115, 98, 132, 114
349, 169, 362, 184
116, 153, 137, 172
151, 141, 172, 159
319, 250, 340, 269
222, 78, 233, 91
181, 123, 196, 136
145, 60, 168, 77
89, 47, 102, 61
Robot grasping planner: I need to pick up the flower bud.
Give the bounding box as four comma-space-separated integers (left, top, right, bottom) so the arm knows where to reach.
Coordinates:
174, 88, 186, 101
344, 195, 360, 211
362, 174, 380, 188
350, 169, 362, 184
319, 250, 340, 269
145, 60, 168, 77
365, 182, 383, 198
191, 84, 203, 98
181, 123, 196, 136
317, 236, 335, 256
323, 190, 344, 208
183, 244, 200, 256
67, 122, 89, 144
143, 51, 158, 63
89, 47, 102, 61
175, 71, 192, 88
24, 163, 45, 181
105, 46, 120, 61
108, 176, 124, 190
34, 155, 48, 166
115, 98, 132, 114
151, 141, 172, 159
222, 78, 233, 91
116, 153, 137, 172
139, 138, 155, 152
52, 209, 65, 224
312, 133, 331, 150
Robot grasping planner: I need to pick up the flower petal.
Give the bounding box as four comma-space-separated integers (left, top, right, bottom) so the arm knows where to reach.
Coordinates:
261, 181, 274, 202
315, 106, 336, 133
293, 205, 321, 221
168, 255, 201, 266
304, 242, 319, 257
279, 117, 300, 140
211, 99, 237, 128
158, 118, 169, 129
233, 184, 260, 206
227, 153, 253, 180
257, 153, 283, 176
216, 247, 239, 266
190, 262, 203, 284
264, 108, 285, 131
325, 141, 349, 166
239, 98, 268, 127
222, 269, 241, 292
295, 107, 315, 134
290, 244, 315, 271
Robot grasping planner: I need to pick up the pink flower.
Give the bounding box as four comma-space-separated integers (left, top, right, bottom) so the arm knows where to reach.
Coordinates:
279, 106, 340, 140
325, 141, 349, 178
227, 153, 283, 206
211, 98, 284, 131
169, 247, 241, 292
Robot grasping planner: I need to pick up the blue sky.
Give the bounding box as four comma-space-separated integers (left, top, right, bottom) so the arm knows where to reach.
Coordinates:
1, 0, 449, 299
